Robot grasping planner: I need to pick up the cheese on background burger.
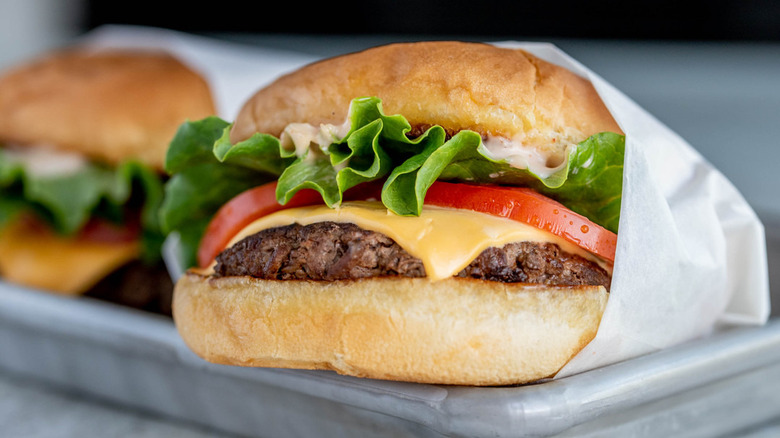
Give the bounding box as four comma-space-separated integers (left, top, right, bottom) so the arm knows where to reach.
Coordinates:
161, 41, 625, 385
0, 48, 215, 314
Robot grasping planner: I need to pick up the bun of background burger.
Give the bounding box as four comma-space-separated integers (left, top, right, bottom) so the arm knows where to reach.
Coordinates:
0, 48, 215, 312
172, 42, 624, 385
0, 48, 213, 171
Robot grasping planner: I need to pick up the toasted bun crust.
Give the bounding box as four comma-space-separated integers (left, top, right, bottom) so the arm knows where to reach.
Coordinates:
231, 41, 622, 158
174, 272, 608, 386
0, 48, 215, 170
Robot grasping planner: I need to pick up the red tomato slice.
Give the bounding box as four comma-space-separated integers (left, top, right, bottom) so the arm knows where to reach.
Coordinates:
197, 181, 616, 268
422, 182, 616, 264
18, 214, 140, 244
78, 218, 140, 243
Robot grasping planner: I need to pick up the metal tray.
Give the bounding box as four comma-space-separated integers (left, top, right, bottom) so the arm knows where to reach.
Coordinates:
1, 280, 778, 438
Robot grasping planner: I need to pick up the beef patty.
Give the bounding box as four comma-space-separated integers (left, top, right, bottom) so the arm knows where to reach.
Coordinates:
214, 222, 611, 290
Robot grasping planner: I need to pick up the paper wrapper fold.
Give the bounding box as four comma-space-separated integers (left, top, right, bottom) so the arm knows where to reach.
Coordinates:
495, 42, 771, 377
80, 26, 771, 379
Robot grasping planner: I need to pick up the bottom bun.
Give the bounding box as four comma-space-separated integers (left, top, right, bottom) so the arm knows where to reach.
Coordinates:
173, 273, 608, 386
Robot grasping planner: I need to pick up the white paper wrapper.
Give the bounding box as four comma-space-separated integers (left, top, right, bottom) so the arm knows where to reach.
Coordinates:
77, 26, 771, 379
493, 42, 771, 377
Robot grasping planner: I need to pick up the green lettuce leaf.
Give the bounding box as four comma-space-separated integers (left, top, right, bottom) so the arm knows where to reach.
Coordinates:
535, 132, 624, 233
0, 196, 27, 230
159, 118, 277, 268
0, 149, 165, 262
161, 96, 625, 267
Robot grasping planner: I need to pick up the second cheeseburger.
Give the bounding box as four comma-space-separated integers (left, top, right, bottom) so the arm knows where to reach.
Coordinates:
163, 42, 625, 385
0, 48, 215, 314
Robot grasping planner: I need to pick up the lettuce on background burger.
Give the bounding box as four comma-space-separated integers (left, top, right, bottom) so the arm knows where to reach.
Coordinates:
162, 41, 625, 385
0, 48, 215, 315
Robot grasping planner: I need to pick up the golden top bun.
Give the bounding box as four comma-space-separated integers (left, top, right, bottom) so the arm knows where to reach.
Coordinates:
231, 41, 622, 157
173, 273, 608, 386
0, 48, 215, 170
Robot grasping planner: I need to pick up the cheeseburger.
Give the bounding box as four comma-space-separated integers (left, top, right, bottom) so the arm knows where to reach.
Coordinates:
0, 48, 215, 314
163, 41, 625, 385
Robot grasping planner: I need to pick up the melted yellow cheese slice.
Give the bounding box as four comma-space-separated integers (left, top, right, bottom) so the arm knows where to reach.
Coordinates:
0, 219, 139, 295
220, 201, 609, 281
